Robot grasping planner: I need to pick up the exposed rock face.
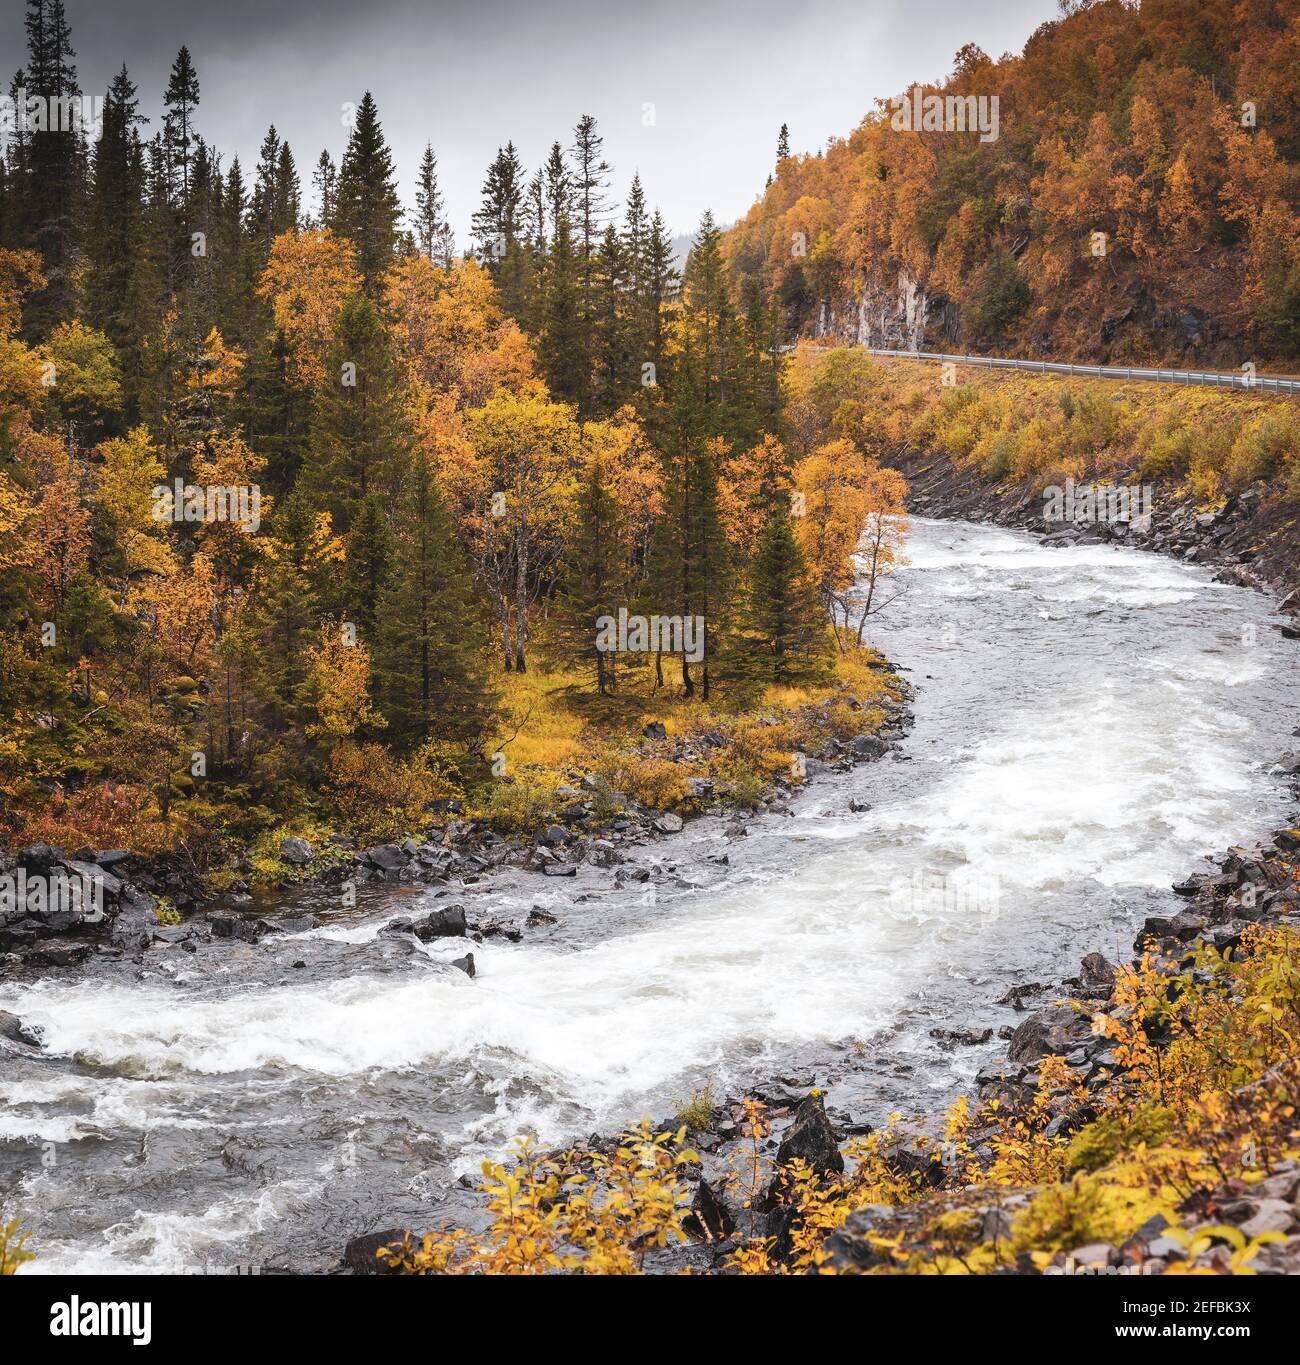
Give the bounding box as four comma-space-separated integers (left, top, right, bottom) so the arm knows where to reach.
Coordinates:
814, 269, 936, 351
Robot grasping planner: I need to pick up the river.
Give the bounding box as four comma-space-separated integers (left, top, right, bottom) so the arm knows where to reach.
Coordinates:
3, 516, 1298, 1273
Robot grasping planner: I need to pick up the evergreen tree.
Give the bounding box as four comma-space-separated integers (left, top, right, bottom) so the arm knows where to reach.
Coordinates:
374, 453, 495, 750
307, 291, 408, 528
742, 505, 832, 687
343, 492, 392, 639
334, 92, 401, 290
776, 123, 791, 164
311, 149, 336, 228
568, 114, 610, 411
545, 457, 627, 695
539, 213, 584, 404
472, 142, 529, 315
413, 142, 453, 266
162, 45, 200, 210
20, 0, 82, 330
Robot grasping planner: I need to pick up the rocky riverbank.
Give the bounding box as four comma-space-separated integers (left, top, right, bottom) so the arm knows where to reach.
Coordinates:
0, 678, 913, 980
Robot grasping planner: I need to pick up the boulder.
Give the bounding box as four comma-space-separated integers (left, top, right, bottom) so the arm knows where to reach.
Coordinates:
642, 722, 667, 741
653, 813, 684, 834
364, 844, 408, 872
0, 1010, 42, 1048
279, 837, 315, 865
208, 912, 268, 944
343, 1229, 410, 1275
774, 1091, 844, 1178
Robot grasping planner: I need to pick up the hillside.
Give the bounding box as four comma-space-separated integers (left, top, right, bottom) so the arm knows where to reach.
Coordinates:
724, 0, 1300, 368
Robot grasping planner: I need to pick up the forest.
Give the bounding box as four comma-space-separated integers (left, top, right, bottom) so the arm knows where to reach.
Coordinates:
0, 2, 907, 865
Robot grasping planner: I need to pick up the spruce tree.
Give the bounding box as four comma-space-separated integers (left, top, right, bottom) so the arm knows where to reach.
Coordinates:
334, 92, 401, 290
743, 505, 833, 687
343, 492, 392, 639
545, 457, 627, 695
307, 291, 408, 529
413, 143, 453, 266
374, 454, 495, 751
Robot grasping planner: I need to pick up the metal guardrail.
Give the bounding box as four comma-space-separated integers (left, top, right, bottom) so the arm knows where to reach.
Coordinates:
863, 347, 1300, 395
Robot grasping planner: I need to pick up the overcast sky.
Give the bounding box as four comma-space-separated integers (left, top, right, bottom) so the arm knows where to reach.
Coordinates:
6, 0, 1060, 245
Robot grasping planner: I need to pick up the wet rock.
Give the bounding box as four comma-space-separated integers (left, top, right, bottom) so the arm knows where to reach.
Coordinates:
685, 1179, 734, 1241
208, 912, 269, 944
1080, 952, 1117, 991
0, 1010, 42, 1048
343, 1229, 410, 1275
451, 953, 476, 978
279, 837, 314, 865
526, 907, 557, 926
929, 1026, 994, 1047
849, 735, 888, 759
536, 824, 572, 848
25, 941, 92, 968
653, 813, 685, 834
412, 906, 467, 940
1007, 1004, 1091, 1065
363, 844, 408, 872
542, 862, 577, 877
774, 1091, 844, 1178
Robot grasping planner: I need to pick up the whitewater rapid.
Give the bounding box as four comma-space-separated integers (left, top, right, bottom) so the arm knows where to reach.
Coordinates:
3, 518, 1298, 1272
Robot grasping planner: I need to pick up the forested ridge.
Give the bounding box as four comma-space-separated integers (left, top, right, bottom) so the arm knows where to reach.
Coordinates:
724, 0, 1300, 366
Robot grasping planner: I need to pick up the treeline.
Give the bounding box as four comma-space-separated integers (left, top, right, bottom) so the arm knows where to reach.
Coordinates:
725, 0, 1300, 364
0, 1, 901, 855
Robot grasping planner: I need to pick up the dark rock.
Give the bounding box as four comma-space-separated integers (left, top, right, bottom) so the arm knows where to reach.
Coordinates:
343, 1229, 410, 1275
542, 863, 577, 877
451, 953, 476, 978
93, 849, 134, 868
25, 941, 92, 967
364, 844, 408, 872
774, 1091, 843, 1177
411, 906, 467, 940
686, 1178, 734, 1241
536, 824, 572, 848
643, 722, 667, 741
208, 912, 268, 944
1080, 952, 1117, 991
526, 907, 558, 926
653, 812, 684, 834
849, 735, 888, 760
929, 1026, 994, 1047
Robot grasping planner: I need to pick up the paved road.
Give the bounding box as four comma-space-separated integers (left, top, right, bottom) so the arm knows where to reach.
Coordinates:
863, 347, 1300, 395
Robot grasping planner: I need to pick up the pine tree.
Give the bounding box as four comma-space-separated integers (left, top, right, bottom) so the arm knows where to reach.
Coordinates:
539, 213, 584, 404
334, 92, 401, 290
776, 123, 791, 164
569, 115, 610, 411
545, 457, 627, 695
374, 453, 495, 750
20, 0, 82, 330
472, 142, 529, 315
413, 143, 453, 266
743, 505, 832, 687
311, 149, 336, 228
307, 291, 408, 529
593, 223, 630, 411
342, 492, 391, 639
162, 46, 200, 210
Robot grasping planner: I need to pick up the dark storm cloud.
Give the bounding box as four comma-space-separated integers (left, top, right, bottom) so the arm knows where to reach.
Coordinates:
3, 0, 1060, 242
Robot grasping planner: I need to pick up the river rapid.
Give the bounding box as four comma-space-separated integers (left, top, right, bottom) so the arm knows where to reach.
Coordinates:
3, 516, 1298, 1273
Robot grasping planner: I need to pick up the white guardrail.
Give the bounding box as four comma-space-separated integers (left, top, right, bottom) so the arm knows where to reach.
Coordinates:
862, 347, 1300, 395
